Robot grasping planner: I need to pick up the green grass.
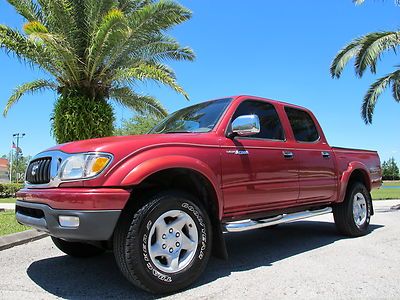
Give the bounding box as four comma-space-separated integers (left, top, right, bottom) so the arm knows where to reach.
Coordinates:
372, 189, 400, 200
0, 211, 29, 236
0, 198, 16, 203
372, 181, 400, 200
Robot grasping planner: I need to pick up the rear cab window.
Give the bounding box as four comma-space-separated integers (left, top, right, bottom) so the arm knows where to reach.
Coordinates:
284, 107, 319, 142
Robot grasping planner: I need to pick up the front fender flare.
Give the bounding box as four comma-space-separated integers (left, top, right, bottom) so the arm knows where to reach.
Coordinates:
116, 155, 224, 219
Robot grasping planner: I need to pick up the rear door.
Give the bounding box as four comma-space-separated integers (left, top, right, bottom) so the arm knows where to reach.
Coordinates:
284, 107, 337, 203
221, 99, 299, 215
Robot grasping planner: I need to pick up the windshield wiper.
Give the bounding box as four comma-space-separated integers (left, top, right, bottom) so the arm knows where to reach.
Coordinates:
164, 130, 192, 134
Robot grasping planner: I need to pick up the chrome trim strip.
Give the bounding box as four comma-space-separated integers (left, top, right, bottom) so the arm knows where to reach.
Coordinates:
222, 207, 332, 233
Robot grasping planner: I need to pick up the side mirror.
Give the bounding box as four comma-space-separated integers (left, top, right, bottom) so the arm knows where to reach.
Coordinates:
231, 114, 260, 137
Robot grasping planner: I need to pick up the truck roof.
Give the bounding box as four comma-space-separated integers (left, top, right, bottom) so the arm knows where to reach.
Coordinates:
231, 95, 309, 111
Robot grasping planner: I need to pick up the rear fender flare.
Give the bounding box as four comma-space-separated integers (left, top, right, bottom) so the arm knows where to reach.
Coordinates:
338, 161, 371, 202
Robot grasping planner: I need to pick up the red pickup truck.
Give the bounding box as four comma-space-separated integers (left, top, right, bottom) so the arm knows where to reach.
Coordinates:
16, 95, 381, 293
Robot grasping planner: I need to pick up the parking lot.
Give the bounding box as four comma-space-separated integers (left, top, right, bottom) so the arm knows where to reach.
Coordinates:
0, 200, 399, 299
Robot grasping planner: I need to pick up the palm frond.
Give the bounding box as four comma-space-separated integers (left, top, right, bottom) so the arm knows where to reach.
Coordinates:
25, 26, 80, 83
83, 0, 117, 38
101, 34, 194, 79
6, 0, 43, 23
44, 0, 80, 48
3, 79, 57, 116
114, 62, 189, 99
362, 70, 400, 123
87, 8, 128, 80
128, 0, 192, 36
118, 0, 153, 14
0, 24, 62, 78
110, 86, 168, 117
355, 31, 400, 76
135, 34, 195, 62
331, 36, 363, 78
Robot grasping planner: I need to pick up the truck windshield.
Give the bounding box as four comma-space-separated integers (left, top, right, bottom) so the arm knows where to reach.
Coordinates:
149, 98, 232, 134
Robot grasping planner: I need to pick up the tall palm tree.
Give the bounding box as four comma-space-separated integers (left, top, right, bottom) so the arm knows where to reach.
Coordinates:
0, 0, 194, 143
331, 0, 400, 123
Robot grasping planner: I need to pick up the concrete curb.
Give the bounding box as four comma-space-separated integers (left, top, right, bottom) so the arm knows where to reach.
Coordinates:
392, 204, 400, 210
0, 203, 16, 210
0, 230, 48, 251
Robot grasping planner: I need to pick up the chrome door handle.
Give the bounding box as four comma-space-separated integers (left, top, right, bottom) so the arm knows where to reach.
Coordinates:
282, 151, 294, 159
321, 151, 330, 158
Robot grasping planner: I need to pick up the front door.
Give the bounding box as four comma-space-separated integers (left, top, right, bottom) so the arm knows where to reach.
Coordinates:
221, 99, 299, 216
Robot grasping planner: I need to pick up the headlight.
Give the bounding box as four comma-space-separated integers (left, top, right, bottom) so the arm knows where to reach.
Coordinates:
59, 153, 112, 180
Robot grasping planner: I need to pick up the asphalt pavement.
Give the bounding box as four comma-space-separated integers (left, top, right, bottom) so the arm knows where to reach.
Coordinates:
0, 200, 399, 299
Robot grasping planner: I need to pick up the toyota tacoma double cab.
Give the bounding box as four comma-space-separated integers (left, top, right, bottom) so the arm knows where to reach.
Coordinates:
16, 95, 382, 293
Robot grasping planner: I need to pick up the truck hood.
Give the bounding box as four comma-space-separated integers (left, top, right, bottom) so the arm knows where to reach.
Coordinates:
45, 133, 214, 161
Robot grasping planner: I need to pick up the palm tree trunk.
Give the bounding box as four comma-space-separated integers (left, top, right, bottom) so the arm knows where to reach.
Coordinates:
52, 93, 114, 144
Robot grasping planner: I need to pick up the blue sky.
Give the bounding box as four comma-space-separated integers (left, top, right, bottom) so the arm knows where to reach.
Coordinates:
0, 0, 399, 163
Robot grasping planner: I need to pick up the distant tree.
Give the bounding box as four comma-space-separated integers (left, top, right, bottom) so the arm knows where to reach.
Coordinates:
382, 157, 400, 180
114, 114, 162, 136
331, 0, 400, 123
0, 153, 31, 182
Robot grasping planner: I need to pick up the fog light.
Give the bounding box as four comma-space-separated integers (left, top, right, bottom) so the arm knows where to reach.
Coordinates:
59, 216, 80, 228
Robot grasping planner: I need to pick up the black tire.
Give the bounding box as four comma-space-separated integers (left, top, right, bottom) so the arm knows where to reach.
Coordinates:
113, 190, 212, 294
51, 237, 105, 257
333, 182, 372, 237
260, 224, 279, 230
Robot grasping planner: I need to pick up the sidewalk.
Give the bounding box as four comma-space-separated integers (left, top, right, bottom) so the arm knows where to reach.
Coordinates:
373, 199, 400, 211
0, 203, 15, 211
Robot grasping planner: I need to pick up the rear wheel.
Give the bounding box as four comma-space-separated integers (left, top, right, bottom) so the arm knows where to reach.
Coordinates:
113, 191, 212, 294
333, 182, 372, 237
51, 237, 105, 257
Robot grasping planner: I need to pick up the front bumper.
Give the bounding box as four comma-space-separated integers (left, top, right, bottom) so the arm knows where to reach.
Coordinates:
15, 187, 131, 241
16, 200, 121, 241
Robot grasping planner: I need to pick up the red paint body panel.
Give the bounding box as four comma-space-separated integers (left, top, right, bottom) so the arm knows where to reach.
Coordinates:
20, 95, 382, 221
16, 188, 131, 210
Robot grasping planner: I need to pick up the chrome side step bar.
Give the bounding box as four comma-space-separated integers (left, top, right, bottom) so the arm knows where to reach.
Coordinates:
222, 207, 332, 233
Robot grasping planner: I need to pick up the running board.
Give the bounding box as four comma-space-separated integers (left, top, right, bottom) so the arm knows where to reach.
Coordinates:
222, 207, 332, 233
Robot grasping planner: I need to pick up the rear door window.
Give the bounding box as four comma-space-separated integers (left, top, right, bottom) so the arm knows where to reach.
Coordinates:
285, 107, 319, 142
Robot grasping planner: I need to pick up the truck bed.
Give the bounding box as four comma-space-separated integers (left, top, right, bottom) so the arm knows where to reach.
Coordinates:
332, 146, 381, 190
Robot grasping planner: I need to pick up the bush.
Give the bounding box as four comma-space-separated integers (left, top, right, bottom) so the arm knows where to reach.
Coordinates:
0, 183, 24, 197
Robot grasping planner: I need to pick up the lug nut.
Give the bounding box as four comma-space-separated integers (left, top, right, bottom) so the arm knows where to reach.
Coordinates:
169, 228, 173, 233
176, 242, 180, 247
162, 244, 166, 249
169, 248, 173, 253
176, 232, 180, 237
189, 224, 192, 228
162, 234, 166, 239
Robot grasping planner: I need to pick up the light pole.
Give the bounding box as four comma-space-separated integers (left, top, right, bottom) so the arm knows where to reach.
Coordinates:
12, 133, 25, 183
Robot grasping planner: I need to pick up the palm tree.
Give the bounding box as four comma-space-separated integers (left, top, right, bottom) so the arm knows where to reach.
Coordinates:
0, 0, 194, 143
331, 0, 400, 123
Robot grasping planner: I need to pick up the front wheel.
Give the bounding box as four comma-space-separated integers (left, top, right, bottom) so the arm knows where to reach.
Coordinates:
51, 237, 105, 257
333, 182, 372, 237
113, 191, 212, 294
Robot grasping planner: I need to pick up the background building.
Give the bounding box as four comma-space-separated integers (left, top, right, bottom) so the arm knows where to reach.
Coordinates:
0, 158, 10, 183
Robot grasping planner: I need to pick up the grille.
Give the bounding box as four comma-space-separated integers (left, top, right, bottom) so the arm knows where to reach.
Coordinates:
25, 157, 52, 184
16, 205, 45, 219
